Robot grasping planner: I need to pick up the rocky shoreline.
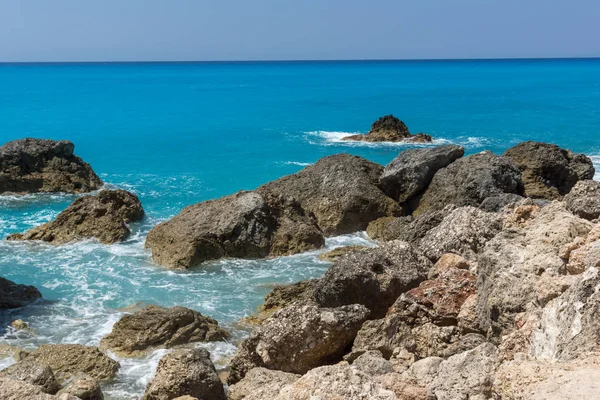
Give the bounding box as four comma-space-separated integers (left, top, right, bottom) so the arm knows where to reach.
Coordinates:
1, 137, 600, 399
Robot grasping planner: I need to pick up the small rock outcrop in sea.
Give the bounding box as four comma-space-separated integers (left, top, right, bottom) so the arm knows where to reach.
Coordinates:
7, 189, 144, 245
564, 180, 600, 220
0, 359, 61, 394
258, 154, 402, 235
143, 348, 226, 400
0, 138, 103, 194
379, 145, 465, 206
504, 141, 595, 200
341, 115, 433, 143
227, 367, 300, 400
100, 305, 230, 356
0, 277, 42, 309
145, 191, 324, 269
57, 374, 103, 400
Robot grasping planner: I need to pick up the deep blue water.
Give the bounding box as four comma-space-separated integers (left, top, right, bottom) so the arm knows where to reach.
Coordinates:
0, 59, 599, 398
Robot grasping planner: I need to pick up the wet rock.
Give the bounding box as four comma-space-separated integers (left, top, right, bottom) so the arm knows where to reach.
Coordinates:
0, 376, 78, 400
0, 138, 102, 194
246, 280, 318, 324
0, 277, 42, 309
565, 180, 600, 220
144, 348, 225, 400
100, 305, 230, 356
7, 189, 144, 245
24, 344, 120, 382
379, 145, 464, 205
318, 245, 367, 262
10, 319, 29, 330
0, 359, 60, 394
313, 241, 431, 318
504, 141, 595, 199
341, 115, 433, 144
227, 367, 299, 400
228, 303, 369, 384
58, 374, 103, 400
146, 191, 324, 269
415, 151, 524, 215
258, 154, 402, 236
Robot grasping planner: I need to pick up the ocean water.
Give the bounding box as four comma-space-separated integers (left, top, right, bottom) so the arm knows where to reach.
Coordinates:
0, 59, 599, 398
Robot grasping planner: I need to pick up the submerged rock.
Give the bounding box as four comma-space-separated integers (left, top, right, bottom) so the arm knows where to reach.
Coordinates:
144, 348, 225, 400
341, 115, 433, 143
565, 180, 600, 220
0, 138, 103, 194
146, 191, 324, 269
0, 277, 42, 309
7, 189, 144, 245
318, 245, 368, 262
100, 305, 230, 356
0, 359, 60, 394
258, 154, 402, 236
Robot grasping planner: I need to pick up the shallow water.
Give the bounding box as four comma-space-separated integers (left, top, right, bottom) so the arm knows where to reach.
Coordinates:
1, 59, 599, 398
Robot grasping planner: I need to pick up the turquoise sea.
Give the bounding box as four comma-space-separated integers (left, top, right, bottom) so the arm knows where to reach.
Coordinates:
0, 59, 599, 398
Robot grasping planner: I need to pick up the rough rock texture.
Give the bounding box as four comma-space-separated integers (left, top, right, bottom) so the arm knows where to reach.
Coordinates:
24, 344, 120, 382
100, 305, 230, 356
504, 141, 595, 199
313, 241, 431, 318
0, 277, 42, 309
350, 350, 394, 376
565, 180, 600, 220
0, 138, 103, 194
379, 145, 464, 204
366, 216, 412, 242
406, 357, 443, 387
144, 348, 225, 400
146, 191, 324, 269
258, 154, 402, 236
367, 210, 451, 245
415, 151, 524, 215
342, 115, 433, 144
228, 303, 369, 384
58, 374, 103, 400
428, 253, 470, 279
0, 359, 60, 394
0, 377, 79, 400
566, 225, 600, 274
318, 245, 368, 262
478, 193, 525, 212
227, 367, 299, 400
7, 189, 144, 245
246, 280, 318, 324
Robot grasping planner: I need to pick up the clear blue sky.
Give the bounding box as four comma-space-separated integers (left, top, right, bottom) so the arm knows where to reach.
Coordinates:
1, 0, 599, 62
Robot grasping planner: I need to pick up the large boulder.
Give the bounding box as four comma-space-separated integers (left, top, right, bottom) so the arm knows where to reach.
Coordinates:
341, 115, 433, 143
228, 303, 369, 384
0, 359, 60, 394
504, 141, 595, 200
312, 241, 431, 318
145, 191, 324, 269
379, 145, 464, 205
100, 305, 229, 356
414, 152, 524, 215
0, 277, 42, 309
0, 138, 103, 194
565, 180, 600, 221
258, 154, 402, 236
7, 189, 144, 245
143, 348, 225, 400
0, 377, 78, 400
227, 368, 299, 400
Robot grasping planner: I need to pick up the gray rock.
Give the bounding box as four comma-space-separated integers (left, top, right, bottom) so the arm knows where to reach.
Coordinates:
350, 350, 394, 376
227, 367, 299, 400
565, 180, 600, 221
406, 356, 443, 386
0, 359, 60, 394
0, 277, 42, 309
478, 193, 525, 212
58, 374, 103, 400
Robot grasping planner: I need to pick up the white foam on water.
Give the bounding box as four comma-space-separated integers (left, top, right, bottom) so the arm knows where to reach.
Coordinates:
280, 161, 312, 167
591, 154, 600, 181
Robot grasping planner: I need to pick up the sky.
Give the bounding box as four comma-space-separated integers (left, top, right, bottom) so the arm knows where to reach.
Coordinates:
1, 0, 599, 62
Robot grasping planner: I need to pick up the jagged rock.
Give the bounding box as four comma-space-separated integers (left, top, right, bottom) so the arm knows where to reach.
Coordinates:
0, 377, 79, 400
504, 141, 595, 200
146, 191, 324, 269
0, 277, 42, 309
351, 316, 414, 359
457, 294, 480, 333
388, 347, 416, 373
228, 303, 369, 384
258, 154, 402, 236
565, 180, 600, 220
565, 225, 600, 274
227, 368, 299, 400
318, 246, 367, 262
478, 193, 525, 212
100, 305, 229, 356
342, 115, 433, 144
406, 357, 443, 387
313, 241, 431, 318
366, 211, 449, 244
57, 374, 103, 400
376, 372, 427, 400
379, 145, 464, 205
0, 138, 102, 194
24, 344, 119, 382
415, 151, 524, 215
144, 348, 225, 400
246, 280, 318, 324
350, 350, 394, 376
7, 189, 144, 245
428, 342, 498, 400
428, 253, 470, 279
0, 359, 60, 394
366, 216, 412, 242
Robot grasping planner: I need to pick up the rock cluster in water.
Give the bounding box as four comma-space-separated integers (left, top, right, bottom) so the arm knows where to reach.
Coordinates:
342, 115, 433, 143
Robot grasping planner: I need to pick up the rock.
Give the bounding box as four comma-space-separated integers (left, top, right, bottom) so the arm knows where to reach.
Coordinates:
366, 216, 412, 242
100, 305, 229, 356
24, 344, 120, 382
341, 115, 433, 144
7, 189, 144, 245
351, 316, 414, 359
0, 359, 60, 394
388, 347, 416, 373
376, 372, 427, 400
146, 190, 324, 269
0, 377, 79, 400
504, 141, 595, 199
228, 303, 369, 384
478, 193, 525, 212
10, 319, 29, 330
366, 212, 449, 244
428, 253, 470, 279
415, 151, 524, 215
379, 145, 464, 205
406, 356, 443, 386
258, 154, 402, 236
144, 348, 225, 400
0, 277, 42, 309
457, 294, 480, 333
565, 226, 600, 274
350, 350, 394, 376
428, 342, 498, 400
0, 138, 102, 194
246, 280, 318, 324
565, 180, 600, 220
58, 374, 103, 400
318, 246, 367, 262
227, 368, 299, 400
313, 241, 431, 318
